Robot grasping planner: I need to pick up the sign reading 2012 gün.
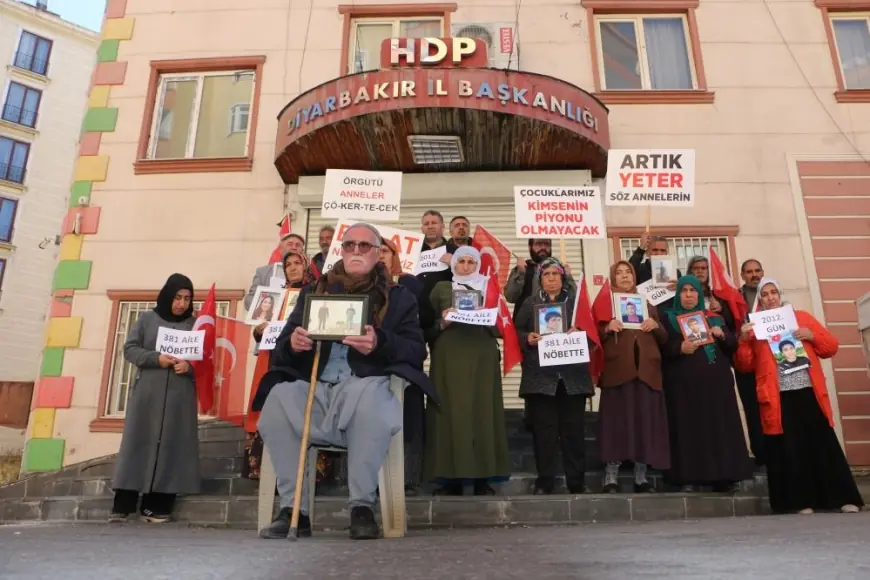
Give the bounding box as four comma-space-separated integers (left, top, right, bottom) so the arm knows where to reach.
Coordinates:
513, 186, 606, 239
322, 169, 403, 222
605, 149, 695, 207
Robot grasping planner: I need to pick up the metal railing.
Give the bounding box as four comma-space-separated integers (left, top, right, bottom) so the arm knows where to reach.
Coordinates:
0, 163, 26, 184
13, 51, 49, 76
1, 104, 36, 128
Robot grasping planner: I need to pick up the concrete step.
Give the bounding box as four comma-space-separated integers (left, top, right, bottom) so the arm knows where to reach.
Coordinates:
0, 492, 772, 530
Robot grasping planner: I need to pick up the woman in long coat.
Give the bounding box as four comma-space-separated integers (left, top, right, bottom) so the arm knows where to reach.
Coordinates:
661, 275, 753, 492
109, 273, 201, 523
515, 257, 592, 495
598, 261, 671, 492
425, 246, 510, 495
735, 278, 863, 514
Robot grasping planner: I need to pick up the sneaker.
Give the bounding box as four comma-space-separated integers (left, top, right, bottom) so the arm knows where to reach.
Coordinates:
258, 507, 312, 539
798, 508, 814, 515
349, 506, 380, 540
841, 504, 860, 514
602, 483, 618, 494
140, 509, 170, 524
107, 512, 130, 523
634, 481, 656, 493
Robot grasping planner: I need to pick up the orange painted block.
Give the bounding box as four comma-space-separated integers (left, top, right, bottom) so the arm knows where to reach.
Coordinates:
823, 302, 857, 324
834, 369, 870, 393
62, 207, 101, 235
804, 197, 870, 216
811, 238, 870, 258
845, 442, 870, 467
815, 259, 870, 279
106, 0, 127, 18
833, 347, 869, 369
33, 377, 74, 409
807, 217, 870, 237
79, 132, 103, 156
50, 297, 72, 318
839, 393, 870, 416
828, 324, 861, 347
93, 61, 127, 85
819, 280, 870, 301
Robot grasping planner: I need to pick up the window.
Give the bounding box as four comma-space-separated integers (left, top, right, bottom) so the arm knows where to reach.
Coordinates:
583, 0, 712, 104
14, 31, 52, 76
0, 137, 29, 184
617, 235, 731, 273
827, 11, 870, 98
348, 17, 443, 73
228, 103, 250, 134
135, 56, 265, 175
2, 82, 41, 128
92, 289, 244, 431
0, 196, 19, 243
0, 258, 6, 293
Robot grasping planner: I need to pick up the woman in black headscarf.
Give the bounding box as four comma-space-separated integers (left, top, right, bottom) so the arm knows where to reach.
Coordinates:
109, 273, 202, 523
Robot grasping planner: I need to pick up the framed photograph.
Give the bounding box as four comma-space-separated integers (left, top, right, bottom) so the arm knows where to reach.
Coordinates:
452, 288, 482, 311
534, 303, 567, 335
613, 292, 648, 330
281, 288, 301, 321
303, 294, 369, 341
651, 256, 677, 288
768, 332, 811, 376
246, 286, 285, 325
677, 311, 714, 346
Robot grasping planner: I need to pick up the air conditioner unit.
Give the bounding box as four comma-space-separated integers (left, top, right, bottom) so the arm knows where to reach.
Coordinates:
450, 22, 519, 70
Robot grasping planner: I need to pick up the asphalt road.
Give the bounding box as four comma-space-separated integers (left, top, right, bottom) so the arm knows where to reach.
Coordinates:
1, 514, 869, 580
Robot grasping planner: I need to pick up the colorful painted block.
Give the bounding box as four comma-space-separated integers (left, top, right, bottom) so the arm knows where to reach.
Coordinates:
33, 377, 74, 409
40, 348, 65, 377
97, 39, 120, 62
69, 181, 93, 208
22, 438, 65, 472
87, 86, 111, 109
74, 156, 109, 182
45, 317, 83, 349
102, 17, 135, 41
30, 409, 56, 438
58, 235, 84, 262
53, 260, 92, 291
82, 108, 118, 133
62, 207, 101, 236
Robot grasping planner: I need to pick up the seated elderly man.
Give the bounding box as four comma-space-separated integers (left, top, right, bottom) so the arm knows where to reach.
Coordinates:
250, 223, 434, 541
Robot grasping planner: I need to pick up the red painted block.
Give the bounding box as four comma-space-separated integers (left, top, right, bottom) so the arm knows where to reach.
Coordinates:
106, 0, 127, 18
62, 207, 101, 235
50, 298, 72, 318
79, 132, 103, 156
93, 61, 128, 86
33, 377, 74, 409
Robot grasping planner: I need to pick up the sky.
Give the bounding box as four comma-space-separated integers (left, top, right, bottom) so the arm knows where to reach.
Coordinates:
21, 0, 108, 32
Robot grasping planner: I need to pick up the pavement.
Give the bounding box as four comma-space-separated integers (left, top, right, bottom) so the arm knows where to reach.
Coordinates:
1, 514, 869, 580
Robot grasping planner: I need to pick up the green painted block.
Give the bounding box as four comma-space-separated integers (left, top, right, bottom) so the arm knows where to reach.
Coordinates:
40, 348, 65, 377
82, 107, 118, 133
22, 438, 65, 472
97, 39, 119, 62
69, 181, 92, 208
53, 261, 92, 291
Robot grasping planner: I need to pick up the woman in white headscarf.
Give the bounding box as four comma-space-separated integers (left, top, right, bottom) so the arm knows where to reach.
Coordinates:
424, 246, 510, 496
735, 278, 863, 514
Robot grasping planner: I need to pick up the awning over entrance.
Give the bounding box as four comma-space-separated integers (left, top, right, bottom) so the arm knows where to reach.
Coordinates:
274, 68, 610, 184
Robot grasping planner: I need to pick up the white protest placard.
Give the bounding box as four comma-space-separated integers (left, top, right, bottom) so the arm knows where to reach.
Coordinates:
605, 149, 695, 207
156, 327, 205, 361
539, 331, 590, 367
445, 308, 498, 326
322, 169, 402, 222
414, 246, 449, 275
513, 186, 606, 239
323, 220, 423, 275
749, 305, 799, 341
637, 279, 675, 306
258, 321, 287, 351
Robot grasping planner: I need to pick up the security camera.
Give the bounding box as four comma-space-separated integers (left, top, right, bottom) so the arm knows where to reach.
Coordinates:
77, 196, 89, 207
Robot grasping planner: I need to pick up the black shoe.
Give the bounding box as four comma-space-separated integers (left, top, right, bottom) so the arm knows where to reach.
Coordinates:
568, 484, 592, 494
404, 485, 419, 497
533, 486, 552, 495
634, 481, 656, 493
349, 506, 379, 540
713, 482, 740, 494
433, 483, 463, 496
602, 483, 618, 494
258, 507, 311, 539
473, 480, 496, 496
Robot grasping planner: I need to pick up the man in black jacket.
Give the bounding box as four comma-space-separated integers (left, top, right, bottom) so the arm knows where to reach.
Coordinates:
505, 239, 576, 320
253, 223, 433, 541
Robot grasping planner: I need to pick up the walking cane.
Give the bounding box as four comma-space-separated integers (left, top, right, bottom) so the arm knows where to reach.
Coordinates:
288, 340, 322, 541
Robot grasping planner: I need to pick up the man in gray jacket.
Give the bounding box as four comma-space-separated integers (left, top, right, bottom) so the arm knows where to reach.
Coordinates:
244, 233, 306, 310
505, 239, 575, 320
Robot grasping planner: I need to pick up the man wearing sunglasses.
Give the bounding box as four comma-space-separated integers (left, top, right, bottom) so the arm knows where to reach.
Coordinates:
251, 223, 434, 541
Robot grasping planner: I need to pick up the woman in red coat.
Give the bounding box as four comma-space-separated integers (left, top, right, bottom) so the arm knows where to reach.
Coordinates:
735, 278, 863, 514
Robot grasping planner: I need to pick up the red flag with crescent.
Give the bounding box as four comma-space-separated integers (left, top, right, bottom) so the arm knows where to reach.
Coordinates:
213, 316, 251, 427
192, 284, 217, 414
472, 225, 511, 288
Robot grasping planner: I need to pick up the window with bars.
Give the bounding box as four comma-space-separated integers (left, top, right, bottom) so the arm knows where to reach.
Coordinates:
104, 300, 230, 417
14, 31, 52, 76
617, 236, 730, 272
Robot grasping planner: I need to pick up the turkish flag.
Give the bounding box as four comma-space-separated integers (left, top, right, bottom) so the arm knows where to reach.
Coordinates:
592, 279, 613, 325
268, 214, 292, 264
310, 257, 321, 281
709, 248, 747, 322
572, 275, 604, 382
192, 284, 217, 414
213, 315, 251, 427
472, 225, 512, 288
482, 272, 523, 376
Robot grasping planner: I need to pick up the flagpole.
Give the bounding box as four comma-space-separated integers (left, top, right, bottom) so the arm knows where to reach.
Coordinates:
559, 239, 567, 263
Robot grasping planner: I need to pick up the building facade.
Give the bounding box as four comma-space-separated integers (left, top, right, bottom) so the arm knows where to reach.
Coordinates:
23, 0, 870, 472
0, 0, 97, 454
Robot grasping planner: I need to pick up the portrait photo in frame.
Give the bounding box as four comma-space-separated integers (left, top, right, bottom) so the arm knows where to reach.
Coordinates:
534, 303, 567, 335
613, 292, 648, 330
651, 256, 677, 288
677, 311, 714, 346
246, 287, 286, 326
281, 288, 301, 321
452, 288, 483, 311
303, 294, 369, 341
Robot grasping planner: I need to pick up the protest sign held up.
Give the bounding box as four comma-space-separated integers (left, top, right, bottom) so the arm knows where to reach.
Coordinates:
444, 307, 498, 327
322, 169, 403, 222
513, 186, 606, 239
749, 305, 798, 341
156, 327, 205, 361
637, 279, 675, 306
323, 220, 424, 275
258, 321, 287, 351
415, 246, 449, 275
605, 150, 695, 207
539, 331, 590, 367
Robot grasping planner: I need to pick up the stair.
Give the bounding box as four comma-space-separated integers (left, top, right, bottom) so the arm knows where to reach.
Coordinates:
0, 412, 791, 529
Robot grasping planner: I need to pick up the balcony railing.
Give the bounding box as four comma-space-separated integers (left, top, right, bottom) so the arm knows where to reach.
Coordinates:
0, 163, 26, 184
1, 104, 37, 128
13, 51, 49, 76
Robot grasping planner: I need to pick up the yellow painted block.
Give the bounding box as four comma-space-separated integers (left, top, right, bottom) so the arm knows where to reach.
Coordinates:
74, 156, 109, 182
88, 85, 111, 109
45, 317, 83, 348
102, 17, 135, 41
59, 235, 84, 261
30, 408, 56, 438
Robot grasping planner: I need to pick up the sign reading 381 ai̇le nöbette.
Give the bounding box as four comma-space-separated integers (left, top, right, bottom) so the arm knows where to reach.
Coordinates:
322, 169, 403, 221
605, 149, 695, 207
513, 186, 606, 239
